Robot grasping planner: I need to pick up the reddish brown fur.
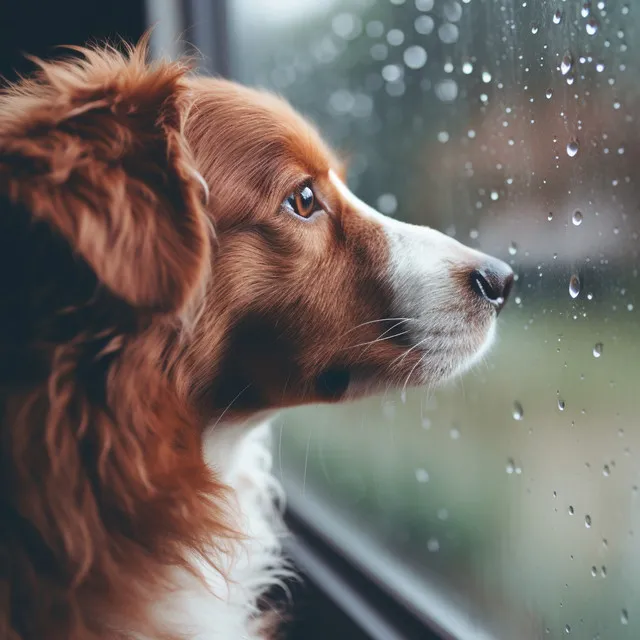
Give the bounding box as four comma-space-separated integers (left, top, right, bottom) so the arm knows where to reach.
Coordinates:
0, 41, 424, 639
0, 42, 235, 640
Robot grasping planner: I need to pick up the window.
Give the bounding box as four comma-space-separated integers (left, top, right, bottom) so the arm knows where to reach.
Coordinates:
200, 1, 637, 637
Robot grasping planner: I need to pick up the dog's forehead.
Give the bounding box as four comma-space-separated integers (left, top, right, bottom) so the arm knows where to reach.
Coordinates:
187, 77, 340, 178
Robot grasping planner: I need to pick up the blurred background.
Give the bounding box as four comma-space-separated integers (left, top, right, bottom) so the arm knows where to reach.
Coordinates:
2, 1, 639, 638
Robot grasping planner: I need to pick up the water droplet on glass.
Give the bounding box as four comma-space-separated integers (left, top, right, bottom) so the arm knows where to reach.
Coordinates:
462, 60, 474, 74
415, 468, 430, 483
591, 566, 598, 577
572, 210, 583, 226
565, 624, 571, 634
622, 4, 629, 15
403, 45, 428, 69
482, 70, 492, 83
332, 13, 362, 40
377, 193, 398, 215
382, 64, 403, 83
581, 1, 591, 17
621, 609, 629, 625
513, 402, 524, 420
593, 343, 603, 358
427, 537, 440, 552
531, 23, 540, 34
386, 28, 405, 46
603, 464, 610, 476
569, 274, 581, 298
443, 1, 463, 21
435, 79, 458, 102
414, 15, 435, 35
560, 54, 573, 76
601, 565, 607, 577
545, 88, 553, 99
553, 9, 563, 24
506, 458, 515, 474
437, 131, 450, 143
567, 140, 580, 157
568, 505, 575, 515
586, 18, 598, 35
585, 514, 592, 528
416, 0, 435, 10
596, 61, 605, 72
508, 241, 518, 256
438, 22, 459, 44
558, 397, 566, 411
548, 212, 554, 221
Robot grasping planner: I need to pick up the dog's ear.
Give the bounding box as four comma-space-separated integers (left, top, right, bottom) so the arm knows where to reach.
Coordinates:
0, 41, 210, 313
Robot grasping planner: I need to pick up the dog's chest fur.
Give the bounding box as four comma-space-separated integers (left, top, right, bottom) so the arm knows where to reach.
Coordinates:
141, 421, 289, 639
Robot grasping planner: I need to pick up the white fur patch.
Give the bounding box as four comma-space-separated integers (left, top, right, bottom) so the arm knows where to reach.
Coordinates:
141, 420, 290, 640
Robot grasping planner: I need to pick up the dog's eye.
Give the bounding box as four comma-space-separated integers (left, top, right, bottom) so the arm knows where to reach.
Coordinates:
283, 184, 322, 219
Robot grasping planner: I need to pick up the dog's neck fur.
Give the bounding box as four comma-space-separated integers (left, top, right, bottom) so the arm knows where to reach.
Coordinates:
139, 417, 289, 640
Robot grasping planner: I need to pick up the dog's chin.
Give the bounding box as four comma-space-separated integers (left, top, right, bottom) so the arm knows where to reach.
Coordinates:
338, 321, 498, 401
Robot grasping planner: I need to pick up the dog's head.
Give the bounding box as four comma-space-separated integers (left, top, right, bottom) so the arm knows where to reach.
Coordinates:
0, 42, 513, 638
181, 78, 513, 420
0, 43, 512, 425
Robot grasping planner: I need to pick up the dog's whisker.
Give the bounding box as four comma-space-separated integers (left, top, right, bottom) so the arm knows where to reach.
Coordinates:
335, 317, 416, 341
211, 383, 251, 429
344, 330, 411, 350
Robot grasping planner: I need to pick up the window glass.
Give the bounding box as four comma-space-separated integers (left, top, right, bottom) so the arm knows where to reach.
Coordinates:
227, 1, 639, 637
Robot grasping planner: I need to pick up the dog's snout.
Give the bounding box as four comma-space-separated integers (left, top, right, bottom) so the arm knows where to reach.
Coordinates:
469, 259, 514, 314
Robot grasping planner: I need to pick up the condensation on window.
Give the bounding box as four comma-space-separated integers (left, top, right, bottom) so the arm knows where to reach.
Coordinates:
228, 1, 639, 638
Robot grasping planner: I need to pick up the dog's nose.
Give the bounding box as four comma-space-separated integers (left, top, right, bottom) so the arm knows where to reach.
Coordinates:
469, 258, 514, 314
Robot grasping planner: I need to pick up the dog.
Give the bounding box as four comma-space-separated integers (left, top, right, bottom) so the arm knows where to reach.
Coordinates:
0, 40, 513, 640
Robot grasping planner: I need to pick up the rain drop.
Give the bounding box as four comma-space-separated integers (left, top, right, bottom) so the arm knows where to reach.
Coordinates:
596, 62, 605, 72
558, 397, 566, 411
560, 54, 573, 76
427, 537, 440, 552
603, 464, 610, 476
508, 241, 518, 256
593, 343, 603, 358
568, 505, 574, 515
377, 193, 398, 215
531, 23, 540, 34
482, 70, 492, 83
621, 609, 629, 625
553, 9, 563, 24
581, 1, 591, 17
545, 88, 553, 99
569, 274, 581, 298
572, 210, 583, 225
586, 18, 598, 35
415, 468, 430, 483
414, 15, 435, 35
585, 514, 592, 528
548, 212, 554, 221
462, 60, 474, 74
403, 45, 428, 69
565, 624, 571, 634
506, 458, 515, 474
567, 140, 580, 157
591, 566, 598, 577
438, 23, 459, 44
513, 402, 524, 420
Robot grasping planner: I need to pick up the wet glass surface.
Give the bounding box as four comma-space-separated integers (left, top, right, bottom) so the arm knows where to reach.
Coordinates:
227, 1, 640, 637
